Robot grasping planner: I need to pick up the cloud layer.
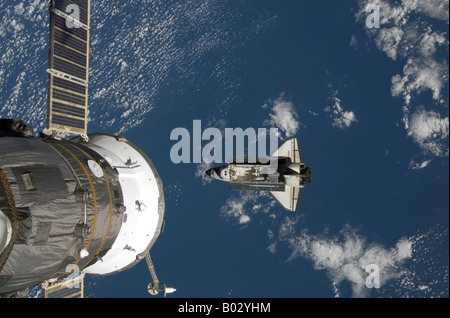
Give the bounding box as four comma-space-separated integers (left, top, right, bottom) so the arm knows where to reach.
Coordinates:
195, 161, 214, 186
0, 0, 276, 134
405, 106, 449, 156
220, 192, 276, 226
263, 94, 300, 138
357, 0, 449, 167
269, 217, 414, 297
324, 90, 358, 129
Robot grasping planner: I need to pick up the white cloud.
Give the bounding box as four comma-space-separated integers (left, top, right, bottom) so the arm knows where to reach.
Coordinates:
418, 29, 447, 57
263, 93, 300, 138
220, 192, 259, 225
405, 107, 449, 156
195, 161, 214, 185
220, 192, 276, 225
358, 0, 449, 103
374, 26, 404, 60
269, 219, 449, 297
273, 217, 413, 298
358, 0, 447, 60
408, 159, 431, 170
357, 0, 449, 26
324, 90, 357, 129
381, 225, 449, 297
391, 58, 448, 106
413, 0, 450, 21
14, 3, 25, 15
357, 0, 449, 166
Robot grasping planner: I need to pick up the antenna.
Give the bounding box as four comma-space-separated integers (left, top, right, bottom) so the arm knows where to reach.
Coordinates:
145, 253, 176, 297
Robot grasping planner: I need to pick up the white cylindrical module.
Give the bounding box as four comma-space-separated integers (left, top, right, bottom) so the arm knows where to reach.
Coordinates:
78, 134, 165, 275
0, 128, 165, 295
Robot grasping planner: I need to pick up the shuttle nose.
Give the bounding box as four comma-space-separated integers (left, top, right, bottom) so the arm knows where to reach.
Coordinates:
206, 167, 221, 180
206, 168, 219, 178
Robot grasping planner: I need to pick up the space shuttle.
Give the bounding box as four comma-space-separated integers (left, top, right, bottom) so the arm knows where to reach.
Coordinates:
0, 1, 171, 297
206, 138, 311, 211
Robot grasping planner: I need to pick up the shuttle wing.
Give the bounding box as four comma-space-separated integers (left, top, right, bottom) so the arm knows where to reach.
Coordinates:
271, 138, 301, 163
270, 186, 300, 212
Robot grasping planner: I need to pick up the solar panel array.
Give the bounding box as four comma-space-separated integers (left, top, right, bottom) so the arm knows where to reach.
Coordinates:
47, 0, 90, 136
41, 274, 85, 298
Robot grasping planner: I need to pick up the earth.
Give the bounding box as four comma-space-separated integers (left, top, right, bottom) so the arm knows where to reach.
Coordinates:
1, 0, 448, 298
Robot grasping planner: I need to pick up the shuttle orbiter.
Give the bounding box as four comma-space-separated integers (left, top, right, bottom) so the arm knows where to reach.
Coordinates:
206, 138, 311, 211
